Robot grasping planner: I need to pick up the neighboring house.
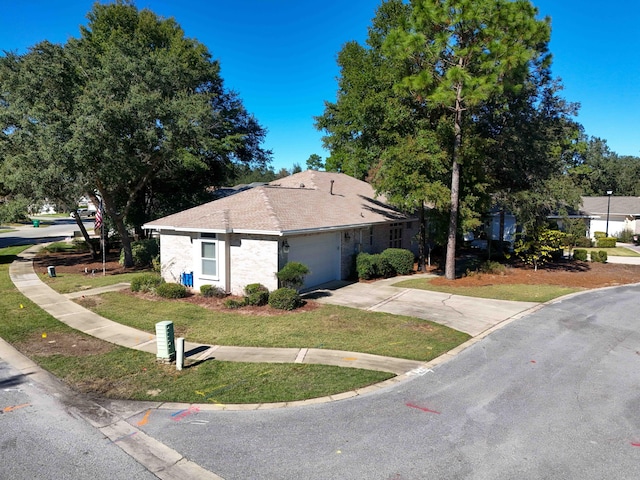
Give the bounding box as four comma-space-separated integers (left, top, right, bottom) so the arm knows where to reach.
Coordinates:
143, 170, 419, 294
466, 210, 518, 249
38, 200, 57, 214
579, 196, 640, 238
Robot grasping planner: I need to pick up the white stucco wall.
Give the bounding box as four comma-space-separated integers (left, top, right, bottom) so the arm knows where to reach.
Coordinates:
588, 217, 630, 238
159, 232, 193, 284
229, 235, 279, 295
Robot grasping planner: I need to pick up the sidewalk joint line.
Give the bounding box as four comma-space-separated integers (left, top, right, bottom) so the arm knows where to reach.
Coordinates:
295, 348, 308, 363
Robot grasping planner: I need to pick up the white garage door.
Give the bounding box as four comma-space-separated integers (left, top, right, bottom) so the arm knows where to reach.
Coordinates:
287, 233, 340, 289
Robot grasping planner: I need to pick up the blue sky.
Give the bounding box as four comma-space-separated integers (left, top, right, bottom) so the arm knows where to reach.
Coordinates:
1, 1, 638, 172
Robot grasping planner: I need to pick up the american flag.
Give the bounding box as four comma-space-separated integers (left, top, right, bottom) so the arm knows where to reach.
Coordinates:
95, 201, 103, 230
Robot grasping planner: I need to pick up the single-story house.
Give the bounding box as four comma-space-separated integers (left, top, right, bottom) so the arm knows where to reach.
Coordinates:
578, 196, 640, 239
143, 170, 419, 294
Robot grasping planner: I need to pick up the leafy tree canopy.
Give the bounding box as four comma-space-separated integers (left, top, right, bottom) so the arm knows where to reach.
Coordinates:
318, 0, 580, 279
0, 0, 270, 266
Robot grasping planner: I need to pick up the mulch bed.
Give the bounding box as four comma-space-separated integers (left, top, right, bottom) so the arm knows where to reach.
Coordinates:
34, 250, 640, 300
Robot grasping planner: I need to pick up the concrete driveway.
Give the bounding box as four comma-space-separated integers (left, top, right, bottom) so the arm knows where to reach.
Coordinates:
306, 275, 539, 337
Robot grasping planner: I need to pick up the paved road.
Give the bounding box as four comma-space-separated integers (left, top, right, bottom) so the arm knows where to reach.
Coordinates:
0, 218, 92, 248
126, 284, 640, 479
0, 353, 158, 480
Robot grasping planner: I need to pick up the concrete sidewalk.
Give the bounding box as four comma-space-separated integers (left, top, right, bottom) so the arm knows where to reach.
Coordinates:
8, 245, 424, 376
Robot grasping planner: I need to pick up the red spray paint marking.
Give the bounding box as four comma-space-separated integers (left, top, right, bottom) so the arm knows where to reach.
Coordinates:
406, 402, 440, 414
631, 442, 640, 447
171, 406, 200, 421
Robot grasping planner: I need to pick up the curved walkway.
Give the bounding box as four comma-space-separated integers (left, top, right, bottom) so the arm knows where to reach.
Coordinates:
9, 245, 425, 378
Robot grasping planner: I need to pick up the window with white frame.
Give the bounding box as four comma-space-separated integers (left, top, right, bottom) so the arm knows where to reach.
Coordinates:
201, 241, 217, 277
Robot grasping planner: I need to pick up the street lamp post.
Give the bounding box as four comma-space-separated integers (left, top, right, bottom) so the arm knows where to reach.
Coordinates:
606, 190, 613, 237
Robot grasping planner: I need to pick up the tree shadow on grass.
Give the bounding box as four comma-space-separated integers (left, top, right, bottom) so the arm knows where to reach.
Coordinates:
0, 254, 18, 266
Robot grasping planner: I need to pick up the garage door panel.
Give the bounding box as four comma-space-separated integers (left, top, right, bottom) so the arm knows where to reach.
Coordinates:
287, 233, 340, 289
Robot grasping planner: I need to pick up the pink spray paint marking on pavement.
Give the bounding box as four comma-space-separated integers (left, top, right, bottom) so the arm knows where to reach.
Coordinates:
171, 406, 200, 421
406, 402, 440, 414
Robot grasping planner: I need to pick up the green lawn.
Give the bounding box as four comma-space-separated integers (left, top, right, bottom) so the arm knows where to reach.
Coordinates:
82, 292, 468, 361
582, 246, 640, 257
1, 246, 469, 404
393, 277, 581, 302
41, 271, 139, 294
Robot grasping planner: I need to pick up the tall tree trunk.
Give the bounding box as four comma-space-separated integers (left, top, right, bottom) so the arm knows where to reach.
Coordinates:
114, 216, 133, 267
71, 210, 98, 258
445, 84, 463, 280
99, 189, 134, 267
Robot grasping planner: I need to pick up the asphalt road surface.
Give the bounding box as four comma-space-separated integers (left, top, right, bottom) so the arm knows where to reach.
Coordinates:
131, 284, 640, 479
0, 358, 157, 480
0, 218, 92, 248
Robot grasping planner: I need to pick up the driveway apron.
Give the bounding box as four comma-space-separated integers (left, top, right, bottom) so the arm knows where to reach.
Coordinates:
309, 277, 539, 337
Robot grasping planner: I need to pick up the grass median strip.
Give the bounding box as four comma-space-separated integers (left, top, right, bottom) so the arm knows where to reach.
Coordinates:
582, 247, 640, 257
1, 246, 468, 404
393, 278, 581, 302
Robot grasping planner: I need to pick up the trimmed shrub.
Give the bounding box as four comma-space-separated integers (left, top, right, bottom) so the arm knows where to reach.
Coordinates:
573, 249, 588, 261
596, 237, 617, 248
130, 273, 164, 292
119, 238, 159, 267
276, 262, 310, 291
244, 283, 268, 295
573, 236, 593, 248
594, 231, 607, 239
224, 298, 245, 309
356, 253, 377, 280
155, 282, 187, 299
246, 290, 269, 306
381, 248, 414, 275
200, 284, 226, 298
268, 288, 301, 310
374, 255, 395, 278
591, 250, 608, 263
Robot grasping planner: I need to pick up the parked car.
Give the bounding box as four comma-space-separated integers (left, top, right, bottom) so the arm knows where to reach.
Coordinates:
70, 209, 95, 218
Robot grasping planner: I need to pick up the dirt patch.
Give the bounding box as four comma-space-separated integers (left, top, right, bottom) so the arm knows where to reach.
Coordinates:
33, 250, 139, 276
430, 261, 640, 289
16, 331, 115, 357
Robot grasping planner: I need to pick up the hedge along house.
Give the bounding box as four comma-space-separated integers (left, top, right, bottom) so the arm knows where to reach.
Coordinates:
143, 170, 419, 294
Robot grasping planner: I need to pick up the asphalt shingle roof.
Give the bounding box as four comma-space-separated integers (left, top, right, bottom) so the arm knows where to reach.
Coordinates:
144, 170, 412, 234
580, 196, 640, 217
